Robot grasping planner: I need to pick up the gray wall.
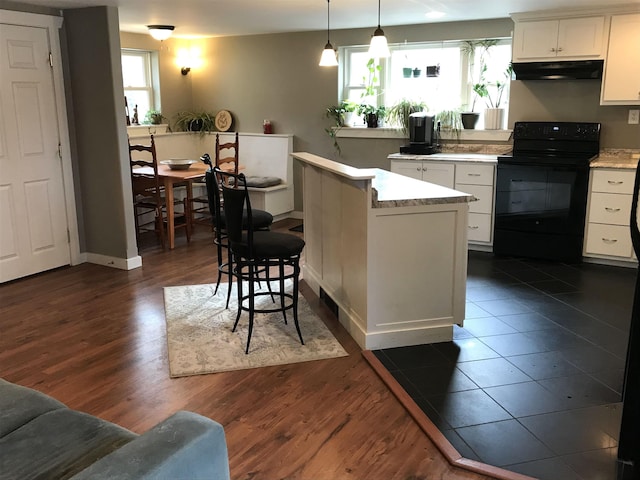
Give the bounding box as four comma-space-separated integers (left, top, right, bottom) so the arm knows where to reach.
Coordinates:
191, 19, 516, 210
509, 80, 640, 149
63, 6, 136, 259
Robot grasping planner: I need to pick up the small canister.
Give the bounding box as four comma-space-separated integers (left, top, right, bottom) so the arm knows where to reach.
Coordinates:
263, 119, 273, 134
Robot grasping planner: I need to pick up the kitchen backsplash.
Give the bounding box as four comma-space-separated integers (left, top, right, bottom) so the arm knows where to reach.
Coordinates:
439, 143, 512, 155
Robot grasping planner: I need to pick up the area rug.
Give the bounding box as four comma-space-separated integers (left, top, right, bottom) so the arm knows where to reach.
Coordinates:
163, 281, 348, 377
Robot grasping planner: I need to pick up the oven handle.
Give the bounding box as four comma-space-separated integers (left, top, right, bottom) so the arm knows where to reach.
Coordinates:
497, 161, 590, 171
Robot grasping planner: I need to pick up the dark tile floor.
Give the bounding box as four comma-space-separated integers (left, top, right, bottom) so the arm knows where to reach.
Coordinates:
374, 251, 636, 480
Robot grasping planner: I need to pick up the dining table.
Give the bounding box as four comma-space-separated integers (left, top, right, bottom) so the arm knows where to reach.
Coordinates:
135, 161, 209, 249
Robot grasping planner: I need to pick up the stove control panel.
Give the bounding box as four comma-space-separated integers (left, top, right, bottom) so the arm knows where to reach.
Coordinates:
513, 122, 601, 142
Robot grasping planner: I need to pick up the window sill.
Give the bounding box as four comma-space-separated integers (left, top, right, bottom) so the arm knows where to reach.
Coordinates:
335, 126, 513, 142
127, 124, 169, 137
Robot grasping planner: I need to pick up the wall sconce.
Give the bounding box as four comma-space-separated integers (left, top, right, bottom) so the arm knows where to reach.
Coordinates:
176, 46, 202, 76
147, 25, 174, 41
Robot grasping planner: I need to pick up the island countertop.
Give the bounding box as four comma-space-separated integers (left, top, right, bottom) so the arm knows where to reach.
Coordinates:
292, 152, 473, 208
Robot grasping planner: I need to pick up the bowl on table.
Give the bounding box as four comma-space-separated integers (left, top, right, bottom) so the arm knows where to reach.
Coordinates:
160, 159, 199, 170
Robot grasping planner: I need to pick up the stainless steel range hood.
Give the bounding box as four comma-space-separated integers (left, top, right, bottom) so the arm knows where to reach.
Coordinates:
512, 60, 604, 80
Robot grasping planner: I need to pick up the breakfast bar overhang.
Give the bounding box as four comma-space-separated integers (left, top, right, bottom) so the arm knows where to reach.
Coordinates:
292, 152, 474, 350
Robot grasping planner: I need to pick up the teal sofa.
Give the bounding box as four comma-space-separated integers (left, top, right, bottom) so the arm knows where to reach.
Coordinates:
0, 378, 231, 479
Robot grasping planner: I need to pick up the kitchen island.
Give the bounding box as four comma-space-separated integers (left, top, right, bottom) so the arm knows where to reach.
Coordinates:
292, 152, 474, 349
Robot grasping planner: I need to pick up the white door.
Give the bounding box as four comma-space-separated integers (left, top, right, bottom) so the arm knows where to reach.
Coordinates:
0, 23, 70, 282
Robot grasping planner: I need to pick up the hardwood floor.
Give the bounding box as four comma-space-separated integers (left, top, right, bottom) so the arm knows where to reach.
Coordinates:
0, 219, 493, 480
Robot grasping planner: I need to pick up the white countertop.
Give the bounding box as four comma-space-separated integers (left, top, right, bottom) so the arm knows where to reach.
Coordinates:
389, 152, 498, 163
293, 152, 473, 208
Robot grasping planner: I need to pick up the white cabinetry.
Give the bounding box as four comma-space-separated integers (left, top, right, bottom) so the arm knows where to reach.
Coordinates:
455, 164, 495, 244
390, 160, 454, 187
584, 169, 636, 262
601, 13, 640, 105
512, 16, 605, 61
390, 158, 495, 246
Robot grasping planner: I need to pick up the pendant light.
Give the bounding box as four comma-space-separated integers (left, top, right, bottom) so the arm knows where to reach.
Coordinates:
147, 25, 175, 41
319, 0, 338, 66
368, 0, 390, 58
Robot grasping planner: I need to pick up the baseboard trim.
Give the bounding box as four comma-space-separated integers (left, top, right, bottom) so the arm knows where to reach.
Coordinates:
86, 252, 142, 270
362, 350, 536, 480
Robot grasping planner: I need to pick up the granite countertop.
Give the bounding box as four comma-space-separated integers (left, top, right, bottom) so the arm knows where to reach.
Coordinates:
591, 150, 640, 169
388, 152, 498, 163
371, 169, 474, 208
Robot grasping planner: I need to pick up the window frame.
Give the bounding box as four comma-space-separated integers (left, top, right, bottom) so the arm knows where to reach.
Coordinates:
338, 37, 512, 118
121, 48, 160, 122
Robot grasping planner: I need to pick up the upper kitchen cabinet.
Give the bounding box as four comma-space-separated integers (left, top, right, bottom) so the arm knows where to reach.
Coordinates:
512, 16, 606, 62
600, 13, 640, 105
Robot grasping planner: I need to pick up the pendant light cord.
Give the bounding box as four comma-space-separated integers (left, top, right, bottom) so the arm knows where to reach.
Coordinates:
326, 0, 331, 43
377, 0, 381, 28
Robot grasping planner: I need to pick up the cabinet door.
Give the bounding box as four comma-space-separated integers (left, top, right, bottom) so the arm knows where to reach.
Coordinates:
512, 20, 559, 60
556, 16, 605, 58
601, 13, 640, 105
422, 162, 455, 188
390, 160, 423, 181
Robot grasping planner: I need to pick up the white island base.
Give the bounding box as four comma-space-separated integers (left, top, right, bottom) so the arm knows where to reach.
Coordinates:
293, 152, 474, 350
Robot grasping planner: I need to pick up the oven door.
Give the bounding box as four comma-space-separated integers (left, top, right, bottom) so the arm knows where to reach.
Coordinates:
494, 160, 590, 261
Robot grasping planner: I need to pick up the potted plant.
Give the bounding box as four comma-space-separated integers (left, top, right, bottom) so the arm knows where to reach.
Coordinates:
460, 39, 499, 130
357, 103, 386, 128
387, 99, 427, 137
435, 108, 463, 140
143, 110, 165, 125
173, 110, 217, 136
324, 100, 357, 154
473, 64, 513, 130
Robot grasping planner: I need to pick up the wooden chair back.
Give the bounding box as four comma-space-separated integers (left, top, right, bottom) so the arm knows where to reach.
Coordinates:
215, 132, 239, 182
129, 135, 162, 198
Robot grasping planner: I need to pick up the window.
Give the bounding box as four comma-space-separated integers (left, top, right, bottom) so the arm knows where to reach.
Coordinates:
338, 39, 512, 127
121, 49, 159, 123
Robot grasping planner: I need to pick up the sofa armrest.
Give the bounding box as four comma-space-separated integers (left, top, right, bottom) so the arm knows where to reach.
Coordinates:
71, 411, 230, 480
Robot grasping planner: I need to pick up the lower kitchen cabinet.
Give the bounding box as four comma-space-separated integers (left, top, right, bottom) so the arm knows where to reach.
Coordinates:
391, 158, 496, 246
584, 168, 636, 262
390, 160, 454, 188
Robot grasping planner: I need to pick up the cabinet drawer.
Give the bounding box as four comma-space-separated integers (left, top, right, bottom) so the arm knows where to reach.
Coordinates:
588, 192, 632, 226
456, 184, 493, 214
467, 213, 492, 243
585, 223, 633, 258
591, 170, 635, 194
456, 164, 494, 186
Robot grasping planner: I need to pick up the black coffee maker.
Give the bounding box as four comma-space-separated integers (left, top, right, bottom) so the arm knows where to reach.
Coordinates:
400, 112, 440, 155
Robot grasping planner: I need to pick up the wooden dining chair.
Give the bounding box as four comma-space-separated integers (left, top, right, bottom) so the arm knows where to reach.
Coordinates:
129, 135, 190, 249
191, 133, 241, 228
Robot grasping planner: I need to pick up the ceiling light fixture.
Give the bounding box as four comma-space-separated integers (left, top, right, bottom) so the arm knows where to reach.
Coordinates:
147, 25, 175, 41
425, 11, 445, 19
368, 0, 390, 58
319, 0, 338, 67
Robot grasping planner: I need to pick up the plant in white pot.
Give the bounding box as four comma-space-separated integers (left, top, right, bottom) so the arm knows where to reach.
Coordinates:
473, 63, 513, 130
460, 39, 499, 130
